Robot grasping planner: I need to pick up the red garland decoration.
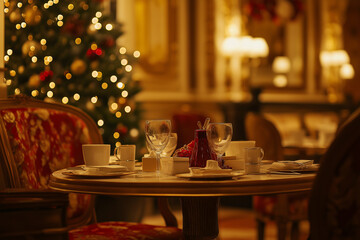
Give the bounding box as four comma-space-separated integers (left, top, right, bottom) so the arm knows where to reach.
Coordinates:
173, 140, 195, 157
101, 37, 115, 48
62, 18, 85, 36
40, 70, 54, 82
86, 47, 103, 60
244, 0, 304, 23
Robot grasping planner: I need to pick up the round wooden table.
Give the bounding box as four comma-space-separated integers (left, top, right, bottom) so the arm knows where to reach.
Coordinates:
49, 169, 315, 240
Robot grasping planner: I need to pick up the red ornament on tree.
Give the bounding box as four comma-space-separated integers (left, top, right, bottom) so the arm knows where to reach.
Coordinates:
116, 123, 128, 136
62, 17, 85, 36
86, 47, 103, 60
39, 70, 53, 82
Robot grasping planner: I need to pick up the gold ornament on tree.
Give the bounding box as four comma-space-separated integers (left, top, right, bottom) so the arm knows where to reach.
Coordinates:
22, 39, 41, 56
70, 59, 87, 75
28, 74, 41, 87
9, 10, 21, 23
24, 5, 42, 26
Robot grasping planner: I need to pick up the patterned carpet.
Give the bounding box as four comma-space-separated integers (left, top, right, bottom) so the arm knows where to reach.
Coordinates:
142, 207, 310, 240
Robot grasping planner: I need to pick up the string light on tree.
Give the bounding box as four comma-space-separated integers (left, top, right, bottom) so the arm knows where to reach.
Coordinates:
133, 51, 140, 58
117, 82, 124, 89
113, 132, 120, 139
110, 75, 117, 83
62, 97, 69, 104
47, 91, 53, 98
97, 119, 104, 127
4, 0, 143, 155
91, 96, 98, 104
73, 93, 80, 101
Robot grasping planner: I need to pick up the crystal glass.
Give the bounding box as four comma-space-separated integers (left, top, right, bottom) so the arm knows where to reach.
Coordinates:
206, 123, 233, 166
161, 133, 177, 157
145, 120, 171, 174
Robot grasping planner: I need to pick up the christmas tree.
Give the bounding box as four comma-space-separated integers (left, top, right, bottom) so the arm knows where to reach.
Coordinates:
3, 0, 143, 153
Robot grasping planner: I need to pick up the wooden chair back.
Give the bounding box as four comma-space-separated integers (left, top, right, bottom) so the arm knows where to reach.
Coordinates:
245, 112, 284, 160
246, 112, 309, 240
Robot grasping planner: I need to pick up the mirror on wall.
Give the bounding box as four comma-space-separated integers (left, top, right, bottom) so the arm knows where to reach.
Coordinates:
115, 0, 323, 99
239, 0, 309, 90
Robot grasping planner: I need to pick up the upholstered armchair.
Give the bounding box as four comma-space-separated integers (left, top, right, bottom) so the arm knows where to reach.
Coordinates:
0, 95, 182, 240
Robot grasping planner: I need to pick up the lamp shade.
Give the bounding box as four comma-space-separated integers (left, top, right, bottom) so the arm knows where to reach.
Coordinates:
340, 63, 355, 79
221, 37, 242, 56
249, 38, 269, 58
320, 50, 350, 67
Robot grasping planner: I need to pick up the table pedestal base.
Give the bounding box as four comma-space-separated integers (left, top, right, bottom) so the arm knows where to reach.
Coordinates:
181, 197, 219, 240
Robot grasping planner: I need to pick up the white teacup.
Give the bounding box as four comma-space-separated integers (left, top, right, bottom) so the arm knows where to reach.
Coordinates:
225, 141, 255, 169
114, 145, 136, 161
244, 147, 264, 174
82, 144, 110, 166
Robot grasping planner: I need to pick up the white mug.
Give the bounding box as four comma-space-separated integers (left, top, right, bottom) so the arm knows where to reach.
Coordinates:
114, 145, 136, 161
244, 147, 264, 174
82, 144, 110, 166
225, 141, 256, 170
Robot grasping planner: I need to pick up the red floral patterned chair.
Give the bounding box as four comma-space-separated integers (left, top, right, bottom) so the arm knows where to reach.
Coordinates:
309, 108, 360, 240
0, 95, 182, 240
245, 112, 309, 240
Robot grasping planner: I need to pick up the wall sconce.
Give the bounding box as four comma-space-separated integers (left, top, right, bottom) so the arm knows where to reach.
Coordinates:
221, 36, 243, 56
320, 50, 349, 67
272, 56, 291, 73
340, 63, 355, 79
248, 38, 269, 58
319, 49, 352, 102
220, 35, 268, 96
221, 36, 269, 58
272, 56, 291, 87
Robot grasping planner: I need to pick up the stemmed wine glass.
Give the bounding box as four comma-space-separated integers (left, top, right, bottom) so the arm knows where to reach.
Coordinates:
206, 123, 233, 166
145, 120, 171, 174
161, 133, 178, 157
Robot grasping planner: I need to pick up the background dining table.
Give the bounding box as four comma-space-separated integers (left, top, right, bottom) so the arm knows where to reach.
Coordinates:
49, 168, 316, 240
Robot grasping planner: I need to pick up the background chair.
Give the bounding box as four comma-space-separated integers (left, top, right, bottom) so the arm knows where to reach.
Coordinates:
0, 95, 181, 240
172, 112, 207, 148
309, 108, 360, 240
245, 112, 309, 240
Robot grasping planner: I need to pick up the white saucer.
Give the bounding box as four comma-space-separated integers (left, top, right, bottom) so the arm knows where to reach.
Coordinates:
63, 165, 133, 178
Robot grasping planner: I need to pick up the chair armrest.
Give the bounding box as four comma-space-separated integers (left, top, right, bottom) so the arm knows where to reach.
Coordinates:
0, 188, 68, 210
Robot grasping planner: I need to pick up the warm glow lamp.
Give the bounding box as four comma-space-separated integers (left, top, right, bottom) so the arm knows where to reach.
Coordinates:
221, 36, 269, 58
273, 75, 288, 87
320, 50, 350, 67
249, 38, 269, 58
272, 56, 291, 73
340, 63, 355, 79
221, 37, 242, 56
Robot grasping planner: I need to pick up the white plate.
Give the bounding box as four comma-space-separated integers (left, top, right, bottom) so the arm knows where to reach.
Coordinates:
62, 169, 135, 178
189, 168, 232, 175
268, 164, 319, 173
176, 172, 244, 179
